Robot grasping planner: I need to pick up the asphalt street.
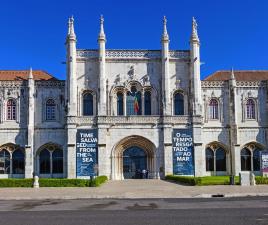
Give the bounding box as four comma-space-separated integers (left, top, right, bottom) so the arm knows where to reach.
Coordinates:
0, 197, 267, 225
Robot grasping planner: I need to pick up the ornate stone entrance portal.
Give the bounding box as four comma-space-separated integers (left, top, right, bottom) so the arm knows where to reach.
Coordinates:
111, 136, 156, 180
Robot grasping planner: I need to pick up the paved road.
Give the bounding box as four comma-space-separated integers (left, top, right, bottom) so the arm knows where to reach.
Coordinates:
0, 197, 267, 225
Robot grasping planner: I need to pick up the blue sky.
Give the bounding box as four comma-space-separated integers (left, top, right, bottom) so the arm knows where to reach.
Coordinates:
0, 0, 267, 80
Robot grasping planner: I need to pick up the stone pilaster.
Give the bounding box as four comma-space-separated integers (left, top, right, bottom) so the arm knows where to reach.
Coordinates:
229, 70, 240, 175
190, 18, 202, 116
161, 16, 171, 115
25, 69, 34, 178
65, 17, 77, 178
98, 15, 107, 115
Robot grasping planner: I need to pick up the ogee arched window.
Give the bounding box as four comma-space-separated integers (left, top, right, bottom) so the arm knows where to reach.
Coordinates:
174, 92, 184, 115
117, 92, 123, 116
241, 148, 251, 171
144, 91, 151, 115
83, 93, 93, 116
12, 149, 25, 174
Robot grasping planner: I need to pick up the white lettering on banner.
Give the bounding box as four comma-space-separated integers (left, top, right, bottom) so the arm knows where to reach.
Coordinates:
174, 132, 192, 162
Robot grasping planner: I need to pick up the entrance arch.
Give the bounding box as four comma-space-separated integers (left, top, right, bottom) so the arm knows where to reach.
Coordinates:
111, 135, 156, 180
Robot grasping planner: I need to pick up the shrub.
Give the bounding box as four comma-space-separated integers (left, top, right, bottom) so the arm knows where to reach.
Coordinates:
90, 175, 108, 187
0, 179, 33, 188
165, 175, 240, 186
255, 176, 268, 184
39, 178, 90, 187
165, 175, 198, 185
0, 176, 108, 188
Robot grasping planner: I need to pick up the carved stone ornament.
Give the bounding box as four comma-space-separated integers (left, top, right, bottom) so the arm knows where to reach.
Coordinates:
128, 66, 135, 80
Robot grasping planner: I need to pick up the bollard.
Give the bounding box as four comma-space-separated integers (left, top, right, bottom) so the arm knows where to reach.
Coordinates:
33, 175, 39, 188
250, 172, 256, 186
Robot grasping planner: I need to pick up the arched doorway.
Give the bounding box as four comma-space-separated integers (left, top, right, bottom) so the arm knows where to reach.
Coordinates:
123, 146, 147, 179
111, 135, 156, 180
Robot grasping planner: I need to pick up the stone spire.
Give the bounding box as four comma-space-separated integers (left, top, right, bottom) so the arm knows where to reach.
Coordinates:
191, 17, 199, 42
98, 15, 106, 42
28, 67, 33, 80
67, 16, 76, 41
162, 16, 169, 41
230, 68, 235, 80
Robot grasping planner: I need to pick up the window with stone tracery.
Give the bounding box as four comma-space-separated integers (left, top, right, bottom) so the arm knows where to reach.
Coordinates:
241, 144, 262, 171
7, 99, 16, 120
205, 145, 226, 173
39, 146, 63, 175
46, 99, 56, 121
246, 99, 255, 119
208, 98, 219, 119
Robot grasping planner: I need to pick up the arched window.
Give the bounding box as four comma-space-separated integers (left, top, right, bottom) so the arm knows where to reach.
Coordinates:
246, 99, 255, 119
127, 86, 141, 115
174, 92, 184, 115
205, 148, 214, 171
7, 99, 16, 120
216, 148, 226, 171
0, 150, 10, 174
209, 99, 219, 119
12, 149, 24, 174
241, 148, 251, 171
52, 149, 63, 173
46, 99, 56, 121
253, 148, 261, 171
144, 91, 151, 115
83, 93, 93, 116
117, 92, 124, 116
39, 149, 50, 174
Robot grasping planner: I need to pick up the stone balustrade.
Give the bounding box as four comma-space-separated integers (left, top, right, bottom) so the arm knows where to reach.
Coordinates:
67, 115, 200, 126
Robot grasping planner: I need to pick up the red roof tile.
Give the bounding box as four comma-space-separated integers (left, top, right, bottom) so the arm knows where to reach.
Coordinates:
204, 70, 268, 81
0, 70, 57, 81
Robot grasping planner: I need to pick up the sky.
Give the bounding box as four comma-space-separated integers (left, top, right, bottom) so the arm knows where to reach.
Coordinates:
0, 0, 267, 80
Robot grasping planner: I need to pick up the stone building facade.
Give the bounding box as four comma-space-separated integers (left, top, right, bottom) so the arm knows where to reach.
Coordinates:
0, 16, 267, 180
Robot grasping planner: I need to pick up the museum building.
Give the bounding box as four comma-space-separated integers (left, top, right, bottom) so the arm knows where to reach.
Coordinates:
0, 16, 267, 180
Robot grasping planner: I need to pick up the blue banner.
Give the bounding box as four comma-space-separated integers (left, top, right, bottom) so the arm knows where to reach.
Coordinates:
76, 129, 98, 177
172, 129, 194, 175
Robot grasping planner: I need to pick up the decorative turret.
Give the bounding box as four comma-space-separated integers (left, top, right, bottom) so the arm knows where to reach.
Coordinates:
230, 68, 236, 87
67, 16, 76, 41
161, 16, 171, 115
65, 16, 77, 117
162, 16, 169, 41
98, 15, 107, 115
191, 17, 199, 43
190, 17, 202, 116
98, 15, 106, 42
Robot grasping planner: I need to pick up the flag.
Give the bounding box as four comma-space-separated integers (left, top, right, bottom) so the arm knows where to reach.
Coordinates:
134, 94, 139, 113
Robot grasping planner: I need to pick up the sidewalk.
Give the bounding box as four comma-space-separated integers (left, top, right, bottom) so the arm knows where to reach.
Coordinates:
0, 180, 267, 200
